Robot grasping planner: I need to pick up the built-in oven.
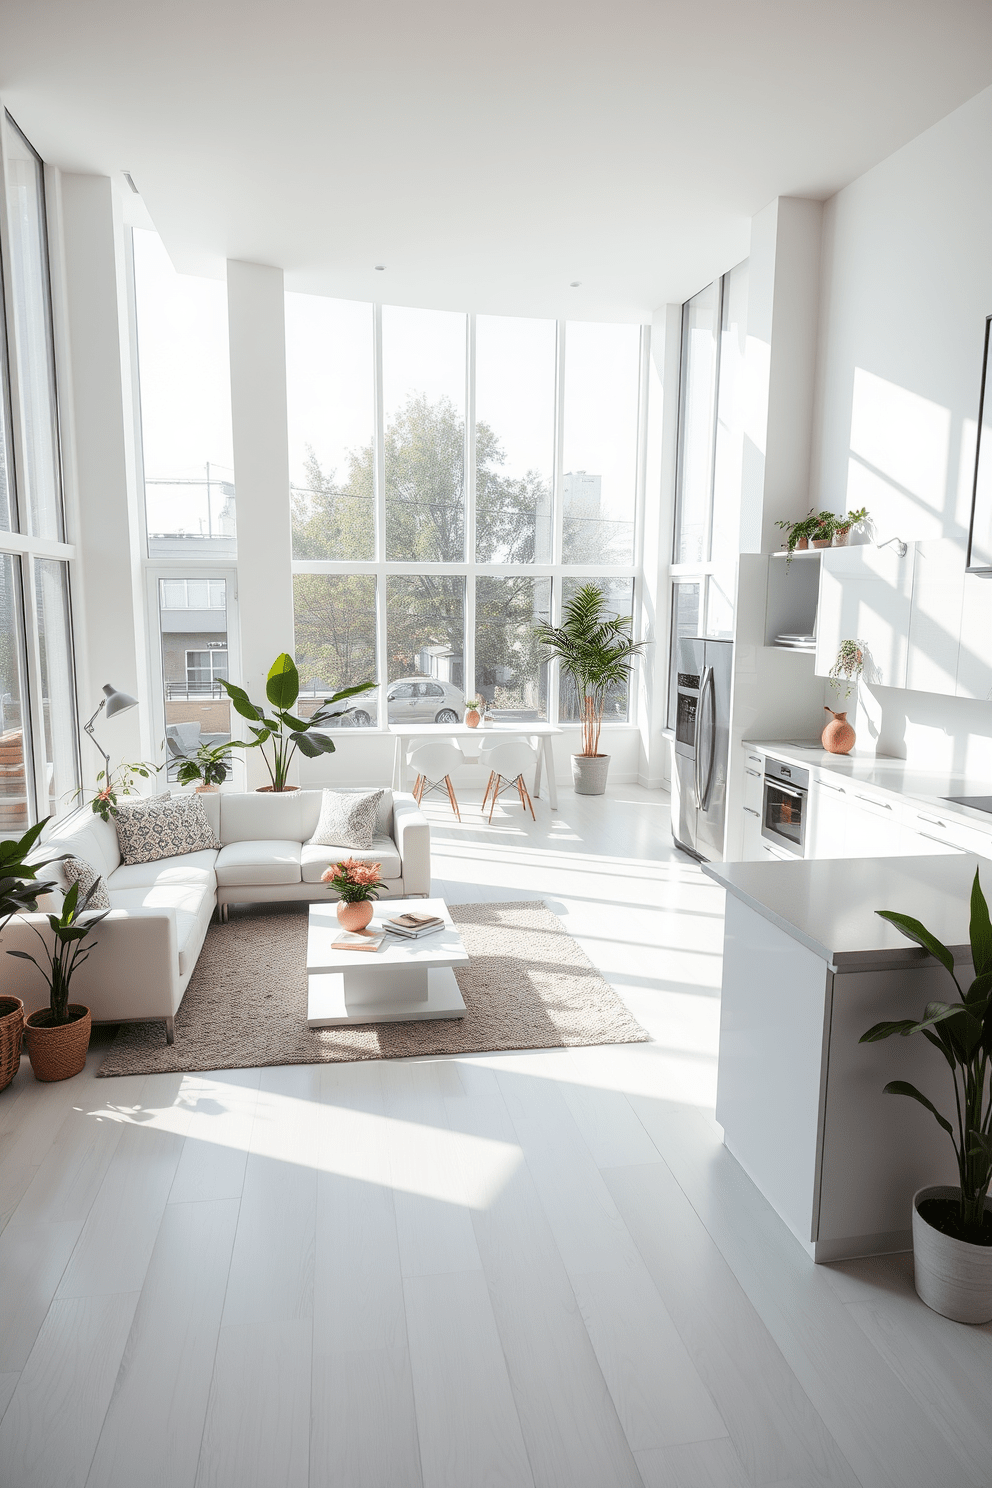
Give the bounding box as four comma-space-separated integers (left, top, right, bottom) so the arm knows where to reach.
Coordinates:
761, 756, 810, 857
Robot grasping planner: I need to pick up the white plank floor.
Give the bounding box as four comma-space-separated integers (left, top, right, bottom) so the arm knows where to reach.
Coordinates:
0, 782, 989, 1488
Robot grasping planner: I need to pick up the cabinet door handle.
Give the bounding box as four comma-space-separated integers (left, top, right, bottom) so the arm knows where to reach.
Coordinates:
747, 754, 762, 764
916, 814, 946, 828
743, 806, 759, 817
856, 794, 892, 809
745, 769, 761, 778
818, 779, 845, 792
918, 832, 963, 849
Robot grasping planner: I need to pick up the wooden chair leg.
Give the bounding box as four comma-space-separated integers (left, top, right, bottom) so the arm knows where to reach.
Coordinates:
488, 774, 502, 823
519, 776, 536, 820
413, 774, 424, 804
444, 774, 461, 822
481, 770, 495, 812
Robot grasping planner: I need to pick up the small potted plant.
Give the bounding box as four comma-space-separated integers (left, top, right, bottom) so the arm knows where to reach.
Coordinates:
464, 698, 484, 728
823, 638, 864, 752
321, 858, 384, 932
176, 741, 237, 792
810, 511, 836, 548
860, 868, 992, 1323
832, 506, 868, 546
775, 509, 834, 561
76, 758, 163, 822
9, 880, 110, 1082
0, 817, 65, 1093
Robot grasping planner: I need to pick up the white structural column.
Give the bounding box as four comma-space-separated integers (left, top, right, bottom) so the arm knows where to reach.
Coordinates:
227, 260, 295, 789
54, 172, 147, 769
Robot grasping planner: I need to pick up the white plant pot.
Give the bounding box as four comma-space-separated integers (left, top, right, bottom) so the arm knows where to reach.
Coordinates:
912, 1185, 992, 1324
571, 754, 610, 796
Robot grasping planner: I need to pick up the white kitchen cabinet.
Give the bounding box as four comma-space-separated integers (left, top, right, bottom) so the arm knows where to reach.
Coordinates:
845, 788, 911, 856
815, 545, 913, 688
742, 804, 764, 860
956, 573, 992, 700
905, 538, 964, 697
808, 776, 853, 858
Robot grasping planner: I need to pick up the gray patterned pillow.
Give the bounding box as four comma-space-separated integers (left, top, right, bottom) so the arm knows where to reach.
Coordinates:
308, 789, 384, 851
114, 794, 221, 866
63, 855, 112, 909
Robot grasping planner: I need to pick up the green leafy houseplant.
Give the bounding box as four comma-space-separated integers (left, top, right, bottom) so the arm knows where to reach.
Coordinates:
534, 584, 648, 758
221, 653, 376, 792
775, 508, 835, 558
829, 638, 864, 700
860, 868, 992, 1244
833, 506, 868, 543
0, 818, 65, 934
77, 759, 163, 823
175, 741, 237, 790
7, 880, 110, 1027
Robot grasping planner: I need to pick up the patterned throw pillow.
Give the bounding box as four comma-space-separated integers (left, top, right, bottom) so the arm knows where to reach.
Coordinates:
62, 855, 112, 910
114, 794, 222, 866
308, 789, 384, 851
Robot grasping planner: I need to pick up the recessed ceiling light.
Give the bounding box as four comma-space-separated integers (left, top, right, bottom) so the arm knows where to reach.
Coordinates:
374, 264, 386, 271
569, 281, 581, 288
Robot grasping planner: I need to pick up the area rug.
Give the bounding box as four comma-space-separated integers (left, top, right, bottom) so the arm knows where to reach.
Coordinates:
97, 900, 649, 1076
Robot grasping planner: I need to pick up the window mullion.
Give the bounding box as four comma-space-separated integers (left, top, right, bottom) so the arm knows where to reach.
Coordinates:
464, 313, 476, 701
372, 304, 389, 720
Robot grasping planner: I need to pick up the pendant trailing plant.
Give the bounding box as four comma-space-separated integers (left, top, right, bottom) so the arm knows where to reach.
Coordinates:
829, 638, 864, 700
534, 584, 648, 758
860, 868, 992, 1244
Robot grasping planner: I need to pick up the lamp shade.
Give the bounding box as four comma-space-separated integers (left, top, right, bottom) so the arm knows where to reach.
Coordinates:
102, 683, 138, 718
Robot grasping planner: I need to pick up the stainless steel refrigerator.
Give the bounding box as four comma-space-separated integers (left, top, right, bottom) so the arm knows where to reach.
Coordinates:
671, 637, 733, 862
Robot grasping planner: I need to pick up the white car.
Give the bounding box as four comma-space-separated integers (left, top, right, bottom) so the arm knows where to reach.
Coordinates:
328, 677, 465, 727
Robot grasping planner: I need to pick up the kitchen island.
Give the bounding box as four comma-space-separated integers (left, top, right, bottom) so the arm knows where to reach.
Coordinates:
702, 853, 985, 1261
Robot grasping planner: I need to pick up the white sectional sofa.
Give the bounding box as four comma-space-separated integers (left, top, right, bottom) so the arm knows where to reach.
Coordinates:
4, 788, 430, 1044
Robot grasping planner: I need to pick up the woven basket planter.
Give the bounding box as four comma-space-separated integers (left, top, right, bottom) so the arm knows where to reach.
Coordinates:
24, 1005, 91, 1082
0, 995, 24, 1092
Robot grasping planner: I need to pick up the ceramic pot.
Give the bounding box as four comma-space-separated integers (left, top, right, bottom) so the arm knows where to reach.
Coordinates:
195, 783, 220, 793
572, 753, 610, 796
255, 785, 299, 793
465, 710, 480, 728
822, 708, 855, 755
912, 1185, 992, 1324
337, 900, 374, 933
833, 528, 851, 546
24, 1005, 91, 1082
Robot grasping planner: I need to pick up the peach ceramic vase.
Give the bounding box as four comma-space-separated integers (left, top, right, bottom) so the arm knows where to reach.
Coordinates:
822, 707, 856, 755
337, 899, 374, 932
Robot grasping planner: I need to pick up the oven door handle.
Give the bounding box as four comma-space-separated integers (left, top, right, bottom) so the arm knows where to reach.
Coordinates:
696, 665, 715, 811
766, 780, 805, 800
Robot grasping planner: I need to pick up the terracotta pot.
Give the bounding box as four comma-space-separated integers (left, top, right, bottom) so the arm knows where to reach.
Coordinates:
465, 710, 480, 728
822, 707, 856, 755
336, 900, 374, 933
913, 1185, 992, 1324
24, 1005, 91, 1082
195, 783, 220, 793
255, 785, 299, 793
833, 527, 851, 546
0, 995, 24, 1093
795, 537, 809, 551
812, 537, 832, 549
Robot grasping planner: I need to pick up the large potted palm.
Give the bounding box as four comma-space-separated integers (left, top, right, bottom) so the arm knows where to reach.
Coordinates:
221, 653, 376, 792
535, 584, 647, 796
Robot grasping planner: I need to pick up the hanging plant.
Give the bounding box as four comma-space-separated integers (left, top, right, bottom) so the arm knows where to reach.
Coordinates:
829, 639, 864, 699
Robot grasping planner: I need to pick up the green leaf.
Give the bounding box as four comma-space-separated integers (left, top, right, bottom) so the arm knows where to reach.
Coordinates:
291, 730, 335, 758
883, 1080, 955, 1136
265, 654, 300, 711
875, 910, 957, 977
860, 1019, 919, 1043
321, 680, 376, 707
219, 679, 264, 722
276, 712, 312, 732
970, 869, 992, 978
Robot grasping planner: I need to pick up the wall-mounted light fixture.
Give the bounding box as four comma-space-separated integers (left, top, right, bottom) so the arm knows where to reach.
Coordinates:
876, 537, 908, 558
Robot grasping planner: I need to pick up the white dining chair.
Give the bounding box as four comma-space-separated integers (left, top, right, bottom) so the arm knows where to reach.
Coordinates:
406, 740, 465, 822
482, 740, 537, 823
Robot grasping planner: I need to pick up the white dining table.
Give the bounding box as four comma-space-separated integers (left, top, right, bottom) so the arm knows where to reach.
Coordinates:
389, 721, 562, 809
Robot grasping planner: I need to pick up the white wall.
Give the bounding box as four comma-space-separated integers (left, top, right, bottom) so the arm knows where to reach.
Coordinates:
809, 84, 992, 764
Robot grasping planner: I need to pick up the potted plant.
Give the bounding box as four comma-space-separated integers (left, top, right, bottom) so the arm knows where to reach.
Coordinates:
464, 698, 484, 728
860, 868, 992, 1323
221, 654, 376, 792
0, 817, 66, 1093
775, 509, 833, 560
321, 858, 384, 932
176, 740, 238, 793
832, 506, 868, 547
76, 758, 163, 822
9, 880, 110, 1082
828, 638, 864, 700
535, 583, 648, 796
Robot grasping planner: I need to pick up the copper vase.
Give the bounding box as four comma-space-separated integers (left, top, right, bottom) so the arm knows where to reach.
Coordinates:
336, 900, 374, 933
822, 707, 855, 755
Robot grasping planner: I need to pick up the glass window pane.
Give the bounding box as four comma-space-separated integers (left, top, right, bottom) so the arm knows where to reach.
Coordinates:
293, 573, 377, 727
382, 306, 466, 561
35, 559, 78, 812
674, 282, 720, 565
286, 294, 375, 560
0, 296, 14, 533
558, 577, 635, 725
134, 230, 235, 557
158, 576, 231, 779
3, 115, 62, 540
561, 323, 640, 564
475, 576, 550, 720
386, 576, 465, 722
668, 581, 701, 728
0, 555, 31, 828
475, 316, 555, 562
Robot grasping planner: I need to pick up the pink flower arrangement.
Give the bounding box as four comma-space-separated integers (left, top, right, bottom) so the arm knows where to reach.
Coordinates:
321, 858, 384, 903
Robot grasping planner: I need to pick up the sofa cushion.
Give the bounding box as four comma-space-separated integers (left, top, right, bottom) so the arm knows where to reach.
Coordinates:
308, 788, 384, 851
29, 812, 122, 887
114, 795, 221, 866
63, 855, 112, 909
107, 849, 219, 893
300, 833, 401, 884
215, 839, 302, 886
108, 883, 213, 977
220, 788, 394, 845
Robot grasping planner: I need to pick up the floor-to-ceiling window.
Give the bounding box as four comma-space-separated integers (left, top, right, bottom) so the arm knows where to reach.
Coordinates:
286, 300, 646, 729
0, 112, 79, 824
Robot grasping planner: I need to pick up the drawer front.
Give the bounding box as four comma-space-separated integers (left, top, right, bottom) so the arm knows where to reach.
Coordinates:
744, 765, 763, 813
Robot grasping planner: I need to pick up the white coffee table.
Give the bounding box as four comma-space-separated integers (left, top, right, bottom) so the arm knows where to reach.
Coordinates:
306, 897, 469, 1027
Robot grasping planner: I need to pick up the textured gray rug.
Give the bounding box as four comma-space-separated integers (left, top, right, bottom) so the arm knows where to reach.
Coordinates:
97, 900, 648, 1076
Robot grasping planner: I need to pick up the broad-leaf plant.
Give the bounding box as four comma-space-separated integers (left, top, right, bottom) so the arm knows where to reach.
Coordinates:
7, 880, 109, 1026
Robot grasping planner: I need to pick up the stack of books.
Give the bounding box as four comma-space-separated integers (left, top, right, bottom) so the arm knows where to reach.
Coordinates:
331, 929, 386, 952
384, 911, 445, 940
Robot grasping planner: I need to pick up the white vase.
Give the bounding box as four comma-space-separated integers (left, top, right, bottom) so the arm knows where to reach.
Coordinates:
571, 753, 610, 796
912, 1185, 992, 1324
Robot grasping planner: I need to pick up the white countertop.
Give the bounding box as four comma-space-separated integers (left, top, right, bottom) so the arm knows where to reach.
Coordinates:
745, 738, 992, 833
703, 853, 984, 971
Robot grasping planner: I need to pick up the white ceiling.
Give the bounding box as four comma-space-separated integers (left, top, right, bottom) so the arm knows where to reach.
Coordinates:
3, 1, 992, 321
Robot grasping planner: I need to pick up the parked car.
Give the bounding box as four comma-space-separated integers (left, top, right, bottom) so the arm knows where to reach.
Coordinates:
318, 677, 465, 728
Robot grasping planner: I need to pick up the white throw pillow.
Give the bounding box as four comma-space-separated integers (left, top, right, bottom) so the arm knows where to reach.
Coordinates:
114, 794, 222, 866
308, 789, 384, 851
62, 855, 112, 910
